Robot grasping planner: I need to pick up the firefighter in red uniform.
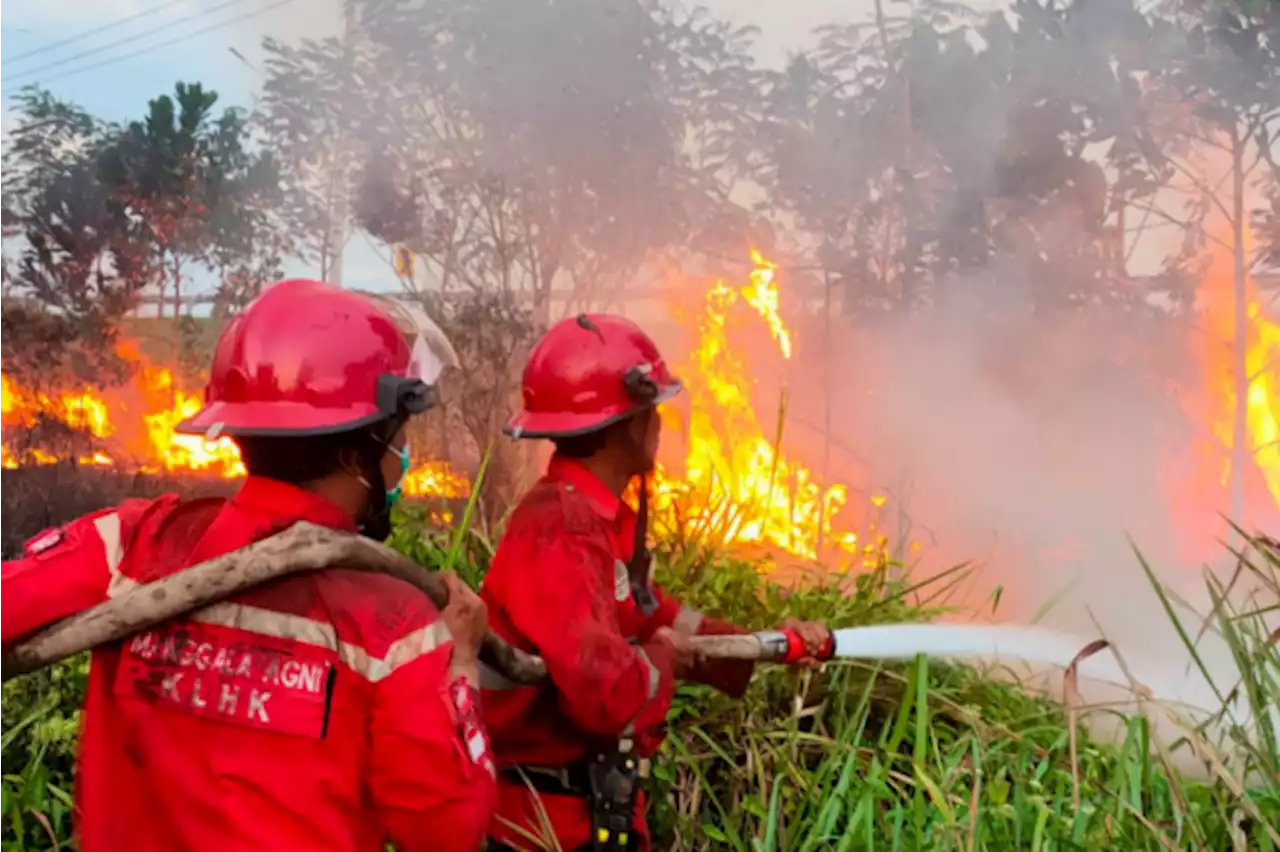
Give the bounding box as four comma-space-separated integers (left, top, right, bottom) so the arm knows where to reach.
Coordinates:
1, 279, 497, 852
480, 313, 829, 852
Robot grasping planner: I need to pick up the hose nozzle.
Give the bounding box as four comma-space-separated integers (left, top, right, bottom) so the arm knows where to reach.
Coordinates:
755, 628, 836, 663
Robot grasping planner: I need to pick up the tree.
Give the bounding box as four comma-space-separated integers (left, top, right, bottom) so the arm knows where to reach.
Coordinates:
2, 89, 154, 349
2, 93, 147, 464
436, 292, 540, 515
253, 33, 360, 282
3, 84, 291, 388
1139, 0, 1280, 526
260, 0, 765, 321
755, 0, 1164, 317
258, 0, 773, 493
98, 82, 292, 363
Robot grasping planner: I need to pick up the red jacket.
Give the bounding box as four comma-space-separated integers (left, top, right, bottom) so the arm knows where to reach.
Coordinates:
480, 456, 754, 851
1, 476, 496, 852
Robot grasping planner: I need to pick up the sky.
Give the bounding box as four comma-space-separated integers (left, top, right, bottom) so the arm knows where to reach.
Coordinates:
4, 0, 1179, 304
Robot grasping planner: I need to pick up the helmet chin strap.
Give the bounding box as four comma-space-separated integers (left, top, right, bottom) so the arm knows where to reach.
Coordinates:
623, 411, 658, 616
627, 472, 658, 617
355, 419, 404, 542
355, 469, 393, 542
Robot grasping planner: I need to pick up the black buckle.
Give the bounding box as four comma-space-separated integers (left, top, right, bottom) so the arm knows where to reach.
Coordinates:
501, 762, 590, 797
375, 374, 435, 416
622, 366, 659, 405
586, 751, 640, 852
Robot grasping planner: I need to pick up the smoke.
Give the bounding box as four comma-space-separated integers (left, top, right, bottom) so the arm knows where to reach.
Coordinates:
236, 0, 1273, 721
788, 273, 1279, 768
812, 291, 1183, 628
237, 0, 1009, 65
724, 0, 1277, 678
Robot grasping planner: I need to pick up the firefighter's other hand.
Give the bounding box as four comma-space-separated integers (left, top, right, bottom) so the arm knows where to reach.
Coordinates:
783, 618, 829, 670
440, 573, 488, 663
652, 626, 698, 678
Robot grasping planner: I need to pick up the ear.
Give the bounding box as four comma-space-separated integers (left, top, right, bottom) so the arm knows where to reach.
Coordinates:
626, 409, 650, 441
336, 444, 365, 480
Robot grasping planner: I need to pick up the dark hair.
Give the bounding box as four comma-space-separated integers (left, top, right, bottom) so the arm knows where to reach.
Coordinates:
235, 429, 387, 485
549, 407, 658, 459
551, 428, 610, 459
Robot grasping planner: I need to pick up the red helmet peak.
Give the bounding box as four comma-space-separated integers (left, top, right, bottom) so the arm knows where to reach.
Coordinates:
506, 313, 681, 439
177, 279, 454, 438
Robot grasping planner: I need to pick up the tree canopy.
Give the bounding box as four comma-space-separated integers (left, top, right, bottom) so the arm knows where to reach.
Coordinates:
3, 82, 291, 340
249, 0, 1278, 325
3, 0, 1277, 434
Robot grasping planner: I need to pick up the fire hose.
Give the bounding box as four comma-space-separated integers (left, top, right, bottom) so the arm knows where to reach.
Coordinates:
0, 521, 832, 684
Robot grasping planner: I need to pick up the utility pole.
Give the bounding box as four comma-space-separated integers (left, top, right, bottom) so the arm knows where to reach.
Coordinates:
817, 267, 832, 557
326, 0, 360, 287
1228, 125, 1248, 534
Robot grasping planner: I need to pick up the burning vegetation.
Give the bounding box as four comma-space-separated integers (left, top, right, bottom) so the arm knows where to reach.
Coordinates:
649, 250, 890, 564
0, 339, 469, 499
2, 339, 241, 476
0, 249, 887, 562
3, 234, 1277, 567
3, 0, 1280, 849
1191, 219, 1280, 512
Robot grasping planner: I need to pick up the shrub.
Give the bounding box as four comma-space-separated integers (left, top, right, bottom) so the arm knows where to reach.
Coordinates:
347, 505, 1280, 850
2, 499, 1277, 850
0, 467, 234, 559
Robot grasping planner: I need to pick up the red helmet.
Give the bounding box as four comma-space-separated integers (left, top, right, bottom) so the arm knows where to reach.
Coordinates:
506, 313, 682, 439
177, 279, 458, 438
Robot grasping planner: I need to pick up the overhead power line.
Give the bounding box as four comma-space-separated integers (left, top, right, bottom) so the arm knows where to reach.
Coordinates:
3, 0, 200, 66
19, 0, 302, 87
6, 0, 254, 84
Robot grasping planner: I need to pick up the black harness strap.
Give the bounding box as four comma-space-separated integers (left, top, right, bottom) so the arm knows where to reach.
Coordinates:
627, 474, 658, 617
500, 761, 591, 798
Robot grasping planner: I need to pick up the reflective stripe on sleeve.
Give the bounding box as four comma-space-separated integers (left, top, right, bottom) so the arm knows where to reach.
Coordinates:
672, 605, 704, 636
94, 512, 137, 598
636, 646, 660, 700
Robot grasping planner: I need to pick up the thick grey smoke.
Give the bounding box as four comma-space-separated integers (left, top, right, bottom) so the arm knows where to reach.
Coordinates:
237, 0, 1011, 80
795, 287, 1188, 634
242, 0, 1274, 722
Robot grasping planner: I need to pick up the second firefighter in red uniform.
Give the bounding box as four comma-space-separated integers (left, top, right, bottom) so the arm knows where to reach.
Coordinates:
481, 313, 829, 852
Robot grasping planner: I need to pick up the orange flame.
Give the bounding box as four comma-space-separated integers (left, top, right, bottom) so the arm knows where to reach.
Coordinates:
650, 249, 887, 565
4, 254, 890, 561
1185, 216, 1280, 527
1172, 194, 1280, 557
1, 340, 469, 498
402, 461, 470, 499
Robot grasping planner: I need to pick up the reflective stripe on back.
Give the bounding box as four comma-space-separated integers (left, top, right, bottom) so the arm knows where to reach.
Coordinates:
190, 601, 451, 683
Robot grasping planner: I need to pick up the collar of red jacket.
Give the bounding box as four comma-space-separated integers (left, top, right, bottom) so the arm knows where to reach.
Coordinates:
545, 454, 627, 521
232, 475, 359, 533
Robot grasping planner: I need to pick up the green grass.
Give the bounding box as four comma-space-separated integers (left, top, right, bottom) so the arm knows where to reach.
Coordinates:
3, 507, 1278, 851
2, 658, 85, 851
393, 506, 1280, 851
